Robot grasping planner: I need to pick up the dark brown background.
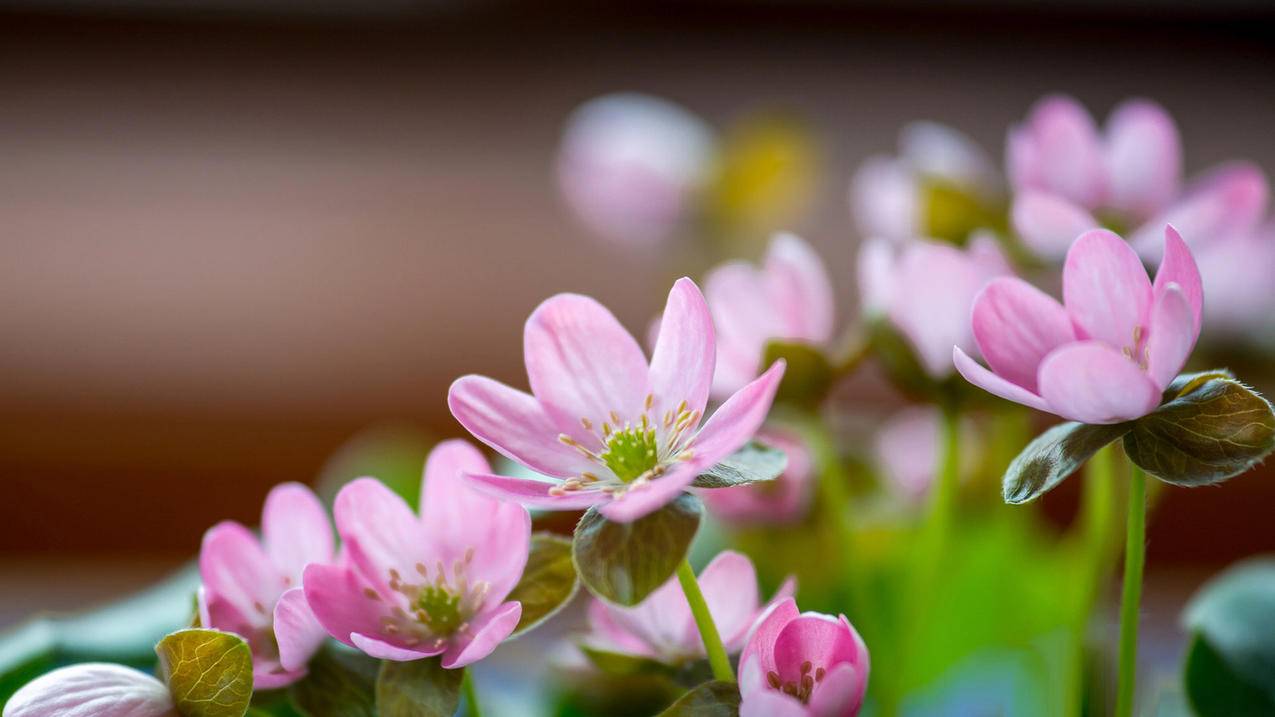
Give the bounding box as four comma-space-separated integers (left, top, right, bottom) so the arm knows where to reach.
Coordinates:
2, 2, 1273, 567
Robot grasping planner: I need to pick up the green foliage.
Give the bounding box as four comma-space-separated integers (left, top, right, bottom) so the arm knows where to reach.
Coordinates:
691, 441, 787, 489
573, 494, 703, 606
316, 424, 435, 511
1182, 558, 1275, 715
579, 646, 674, 677
656, 680, 740, 716
288, 645, 378, 717
375, 658, 463, 717
761, 339, 835, 407
155, 628, 254, 717
1001, 421, 1130, 504
508, 533, 580, 637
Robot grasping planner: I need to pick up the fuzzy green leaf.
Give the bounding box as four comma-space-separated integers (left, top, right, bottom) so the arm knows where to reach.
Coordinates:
691, 441, 787, 489
657, 680, 741, 716
375, 658, 463, 717
573, 493, 702, 606
1001, 421, 1130, 504
288, 645, 378, 717
155, 628, 253, 717
507, 533, 579, 637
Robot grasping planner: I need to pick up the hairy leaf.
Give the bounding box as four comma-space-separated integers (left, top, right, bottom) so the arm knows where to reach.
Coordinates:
288, 645, 378, 717
1002, 421, 1129, 504
691, 441, 787, 489
657, 680, 741, 716
508, 533, 579, 637
573, 494, 702, 606
375, 658, 463, 717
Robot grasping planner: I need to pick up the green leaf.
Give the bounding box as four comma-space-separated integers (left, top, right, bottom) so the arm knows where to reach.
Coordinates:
691, 440, 787, 489
579, 645, 674, 677
375, 658, 463, 717
1181, 557, 1275, 714
288, 645, 378, 717
1162, 369, 1236, 402
507, 533, 579, 637
573, 493, 703, 606
155, 628, 253, 717
657, 680, 741, 716
761, 340, 835, 406
1001, 421, 1130, 504
1124, 375, 1275, 486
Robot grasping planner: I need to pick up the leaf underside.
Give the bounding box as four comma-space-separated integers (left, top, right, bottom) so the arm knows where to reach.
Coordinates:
507, 532, 579, 637
691, 440, 788, 489
573, 493, 703, 606
1002, 421, 1129, 504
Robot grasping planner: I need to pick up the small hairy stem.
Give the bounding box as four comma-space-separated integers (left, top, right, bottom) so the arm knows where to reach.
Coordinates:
462, 668, 483, 717
1065, 443, 1118, 716
676, 558, 735, 682
1115, 463, 1147, 717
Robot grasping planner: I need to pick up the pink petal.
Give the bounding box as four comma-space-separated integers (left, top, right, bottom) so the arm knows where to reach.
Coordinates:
198, 587, 254, 642
764, 233, 836, 344
598, 462, 698, 523
302, 563, 390, 650
464, 472, 608, 509
808, 661, 867, 717
1152, 225, 1203, 332
850, 155, 917, 242
585, 599, 661, 658
2, 663, 175, 717
900, 120, 999, 192
972, 277, 1075, 393
887, 240, 994, 379
1018, 95, 1107, 208
875, 407, 942, 502
741, 596, 799, 678
273, 587, 326, 673
1132, 162, 1269, 259
1011, 191, 1099, 261
350, 632, 443, 662
855, 238, 895, 315
772, 614, 863, 684
952, 346, 1049, 413
1145, 284, 1196, 391
440, 601, 522, 668
690, 361, 785, 467
448, 375, 597, 478
523, 293, 650, 440
198, 521, 283, 630
262, 483, 334, 585
254, 665, 308, 691
1037, 341, 1161, 424
648, 278, 715, 431
1104, 99, 1181, 220
1062, 229, 1153, 349
693, 551, 762, 652
333, 478, 429, 596
705, 262, 781, 398
740, 689, 809, 717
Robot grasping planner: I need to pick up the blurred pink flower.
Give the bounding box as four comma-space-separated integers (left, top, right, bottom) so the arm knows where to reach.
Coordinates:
557, 93, 715, 247
303, 440, 530, 668
449, 278, 785, 523
955, 225, 1202, 424
858, 232, 1011, 379
704, 233, 835, 399
700, 428, 813, 524
198, 482, 333, 688
1008, 95, 1268, 261
2, 663, 176, 717
583, 551, 795, 664
1195, 223, 1275, 339
851, 121, 1001, 242
739, 597, 870, 717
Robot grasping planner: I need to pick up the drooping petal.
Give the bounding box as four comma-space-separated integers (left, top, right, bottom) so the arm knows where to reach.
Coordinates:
1132, 162, 1269, 259
1152, 225, 1203, 331
1105, 99, 1181, 220
464, 472, 608, 509
1011, 191, 1099, 261
705, 262, 782, 398
971, 277, 1075, 393
439, 601, 522, 669
739, 689, 809, 717
648, 278, 715, 429
524, 293, 650, 440
599, 462, 699, 523
302, 563, 391, 649
764, 233, 836, 343
2, 663, 176, 717
1145, 284, 1196, 390
448, 375, 598, 478
350, 632, 443, 662
771, 614, 862, 684
808, 661, 868, 717
262, 483, 334, 585
199, 521, 284, 630
690, 361, 785, 468
1017, 95, 1108, 208
334, 478, 429, 595
273, 587, 327, 673
952, 347, 1049, 413
1037, 341, 1161, 424
693, 551, 762, 651
1062, 229, 1153, 348
740, 597, 799, 679
850, 155, 918, 242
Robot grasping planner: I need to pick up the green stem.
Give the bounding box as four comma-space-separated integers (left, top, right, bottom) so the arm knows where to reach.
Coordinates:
1115, 463, 1147, 717
461, 668, 483, 717
929, 402, 962, 542
1065, 443, 1117, 717
676, 558, 735, 682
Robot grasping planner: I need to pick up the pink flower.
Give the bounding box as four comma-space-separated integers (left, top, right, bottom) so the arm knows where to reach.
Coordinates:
955, 225, 1203, 425
1195, 223, 1275, 339
703, 233, 835, 399
583, 551, 795, 664
198, 483, 333, 688
448, 278, 786, 523
858, 232, 1011, 379
700, 428, 814, 524
738, 598, 870, 717
2, 663, 177, 717
302, 440, 530, 668
1008, 95, 1268, 261
557, 93, 715, 247
851, 122, 1001, 243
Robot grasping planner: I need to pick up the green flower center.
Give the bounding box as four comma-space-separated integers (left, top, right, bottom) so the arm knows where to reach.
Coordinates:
415, 584, 464, 635
600, 425, 660, 483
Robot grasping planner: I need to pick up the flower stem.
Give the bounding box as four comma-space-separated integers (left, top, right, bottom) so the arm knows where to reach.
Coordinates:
676, 558, 734, 682
929, 402, 962, 544
1115, 463, 1147, 717
462, 668, 483, 717
1065, 443, 1117, 716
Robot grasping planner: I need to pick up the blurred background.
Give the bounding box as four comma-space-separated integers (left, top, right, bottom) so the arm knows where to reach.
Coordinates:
2, 0, 1274, 670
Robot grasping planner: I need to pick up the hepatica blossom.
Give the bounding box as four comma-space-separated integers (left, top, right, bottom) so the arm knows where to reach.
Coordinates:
700, 428, 813, 524
198, 482, 333, 688
955, 225, 1202, 425
739, 597, 870, 717
3, 663, 177, 717
583, 551, 795, 664
448, 278, 785, 523
703, 233, 834, 398
303, 440, 530, 668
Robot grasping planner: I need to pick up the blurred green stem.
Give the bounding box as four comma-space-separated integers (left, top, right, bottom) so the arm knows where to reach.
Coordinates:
462, 668, 483, 717
676, 559, 734, 682
1065, 444, 1117, 716
1115, 463, 1147, 717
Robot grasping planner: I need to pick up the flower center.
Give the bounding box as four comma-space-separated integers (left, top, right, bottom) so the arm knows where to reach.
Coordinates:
367, 548, 490, 649
1120, 325, 1149, 370
766, 660, 826, 705
601, 425, 659, 482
